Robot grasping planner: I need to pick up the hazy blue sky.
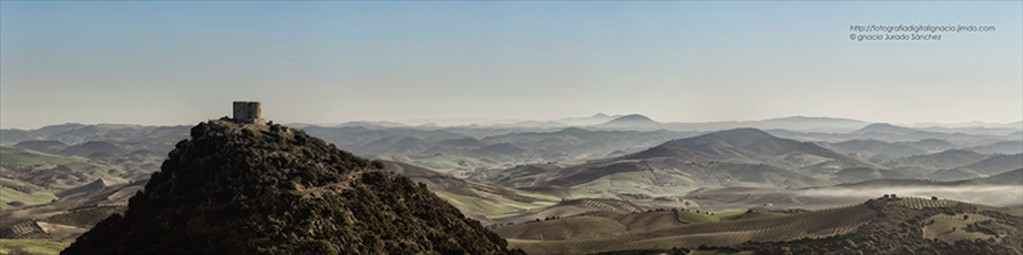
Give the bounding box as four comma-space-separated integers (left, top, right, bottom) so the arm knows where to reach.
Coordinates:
2, 1, 1020, 129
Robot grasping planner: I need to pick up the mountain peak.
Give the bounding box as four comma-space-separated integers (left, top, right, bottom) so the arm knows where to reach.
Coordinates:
856, 123, 917, 134
706, 127, 774, 139
62, 119, 517, 254
628, 127, 862, 172
608, 114, 655, 123
631, 127, 780, 158
863, 122, 900, 129
593, 114, 662, 130
683, 127, 784, 149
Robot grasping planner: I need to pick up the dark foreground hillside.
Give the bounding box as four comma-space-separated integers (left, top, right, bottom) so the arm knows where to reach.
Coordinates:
61, 120, 520, 255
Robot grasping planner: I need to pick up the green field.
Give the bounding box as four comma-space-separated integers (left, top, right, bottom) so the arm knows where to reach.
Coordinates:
433, 188, 561, 220
0, 148, 85, 166
0, 147, 158, 190
0, 178, 57, 209
570, 171, 699, 198
435, 190, 519, 216
0, 239, 68, 255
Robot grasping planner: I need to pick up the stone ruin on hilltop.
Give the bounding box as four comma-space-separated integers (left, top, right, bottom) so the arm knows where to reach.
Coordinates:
232, 101, 263, 124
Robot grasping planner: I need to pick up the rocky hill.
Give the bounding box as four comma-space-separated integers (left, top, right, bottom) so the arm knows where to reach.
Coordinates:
61, 120, 520, 254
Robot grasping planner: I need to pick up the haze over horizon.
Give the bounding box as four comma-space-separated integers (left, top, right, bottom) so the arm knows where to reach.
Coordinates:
2, 1, 1021, 129
4, 113, 1021, 131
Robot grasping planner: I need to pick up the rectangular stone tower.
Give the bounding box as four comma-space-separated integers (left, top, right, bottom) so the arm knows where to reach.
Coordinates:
233, 101, 262, 124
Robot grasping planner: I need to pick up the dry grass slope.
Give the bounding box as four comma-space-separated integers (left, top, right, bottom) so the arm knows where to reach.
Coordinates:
740, 196, 1023, 254
503, 203, 875, 254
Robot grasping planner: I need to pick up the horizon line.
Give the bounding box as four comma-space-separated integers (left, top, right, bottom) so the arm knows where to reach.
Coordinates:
3, 114, 1021, 131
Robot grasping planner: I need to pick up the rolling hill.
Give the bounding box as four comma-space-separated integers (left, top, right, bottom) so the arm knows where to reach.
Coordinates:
828, 167, 922, 184
884, 149, 990, 174
739, 197, 1023, 254
0, 179, 144, 242
0, 146, 154, 192
903, 138, 957, 152
499, 197, 1023, 254
12, 140, 69, 154
474, 128, 867, 200
381, 160, 558, 224
679, 177, 1023, 211
56, 142, 124, 158
3, 118, 1020, 254
972, 169, 1023, 185
717, 116, 869, 133
304, 124, 693, 174
503, 201, 877, 254
0, 123, 189, 147
768, 123, 1011, 148
626, 128, 874, 175
594, 114, 662, 130
929, 153, 1023, 181
0, 146, 163, 246
0, 177, 57, 209
970, 140, 1023, 155
557, 113, 616, 126
655, 116, 870, 133
853, 123, 922, 136
822, 139, 952, 163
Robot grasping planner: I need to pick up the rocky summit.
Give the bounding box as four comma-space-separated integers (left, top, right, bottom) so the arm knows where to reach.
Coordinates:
61, 120, 519, 254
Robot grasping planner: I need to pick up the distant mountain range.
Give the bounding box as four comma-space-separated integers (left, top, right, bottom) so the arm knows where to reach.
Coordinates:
823, 139, 936, 162
299, 125, 696, 174
591, 115, 877, 133
396, 114, 1020, 135
769, 123, 1018, 148
929, 153, 1023, 181
0, 123, 190, 146
3, 117, 1019, 181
